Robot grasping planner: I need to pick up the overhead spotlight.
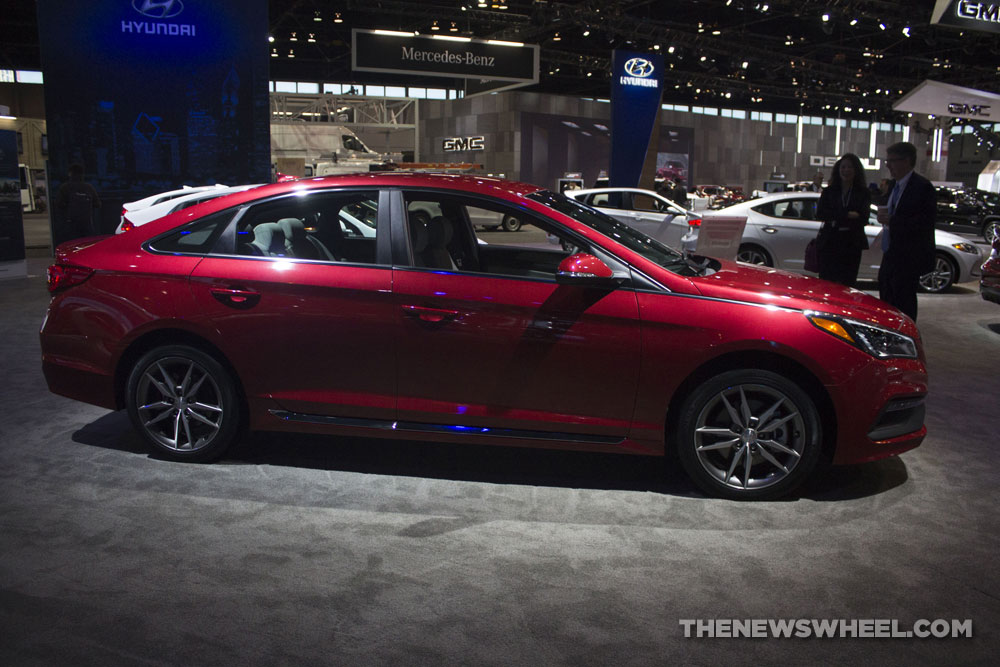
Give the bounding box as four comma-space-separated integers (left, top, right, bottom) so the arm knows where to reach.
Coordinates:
902, 26, 911, 37
742, 61, 749, 68
667, 45, 675, 54
583, 28, 590, 36
271, 48, 278, 57
288, 49, 295, 58
314, 11, 322, 22
334, 13, 343, 23
822, 13, 830, 22
290, 31, 297, 41
268, 35, 274, 43
712, 30, 721, 36
879, 22, 886, 30
850, 18, 858, 26
450, 21, 458, 32
431, 21, 439, 31
553, 32, 561, 41
653, 44, 660, 50
308, 33, 316, 43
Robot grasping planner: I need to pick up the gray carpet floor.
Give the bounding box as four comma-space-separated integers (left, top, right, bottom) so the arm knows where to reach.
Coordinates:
2, 254, 998, 666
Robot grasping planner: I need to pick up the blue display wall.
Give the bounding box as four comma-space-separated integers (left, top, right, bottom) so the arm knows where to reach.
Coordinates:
37, 0, 270, 244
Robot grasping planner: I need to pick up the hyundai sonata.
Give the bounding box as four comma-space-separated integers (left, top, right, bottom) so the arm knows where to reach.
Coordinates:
41, 173, 927, 500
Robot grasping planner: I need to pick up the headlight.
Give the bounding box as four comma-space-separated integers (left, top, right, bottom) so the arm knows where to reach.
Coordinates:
807, 313, 918, 359
951, 242, 978, 254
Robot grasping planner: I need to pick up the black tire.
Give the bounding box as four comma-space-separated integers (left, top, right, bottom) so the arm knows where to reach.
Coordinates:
737, 244, 772, 266
918, 252, 956, 293
984, 219, 1000, 245
674, 369, 822, 500
501, 215, 522, 232
126, 345, 242, 462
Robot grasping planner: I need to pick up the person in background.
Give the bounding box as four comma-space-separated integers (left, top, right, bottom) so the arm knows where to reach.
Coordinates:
875, 142, 936, 321
809, 171, 824, 192
670, 179, 688, 207
56, 163, 101, 239
815, 153, 870, 287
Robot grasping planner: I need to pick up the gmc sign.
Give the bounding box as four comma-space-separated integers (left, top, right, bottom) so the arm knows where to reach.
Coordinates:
948, 102, 992, 116
442, 136, 485, 152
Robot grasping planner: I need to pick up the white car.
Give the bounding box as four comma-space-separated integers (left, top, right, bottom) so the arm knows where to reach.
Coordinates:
566, 187, 700, 251
117, 184, 262, 233
706, 191, 982, 293
121, 184, 228, 222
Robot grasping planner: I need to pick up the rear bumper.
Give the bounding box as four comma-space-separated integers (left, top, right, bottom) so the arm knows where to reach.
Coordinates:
42, 356, 117, 410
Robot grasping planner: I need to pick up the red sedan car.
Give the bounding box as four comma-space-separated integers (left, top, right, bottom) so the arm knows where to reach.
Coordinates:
41, 173, 927, 500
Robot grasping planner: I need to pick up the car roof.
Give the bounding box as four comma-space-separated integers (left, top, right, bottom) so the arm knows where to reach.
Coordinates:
719, 191, 819, 210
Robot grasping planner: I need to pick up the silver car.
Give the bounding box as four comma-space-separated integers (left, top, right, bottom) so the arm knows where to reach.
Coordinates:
706, 191, 982, 293
567, 187, 700, 250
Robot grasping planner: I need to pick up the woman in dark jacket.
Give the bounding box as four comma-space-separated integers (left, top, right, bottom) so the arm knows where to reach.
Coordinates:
816, 153, 870, 286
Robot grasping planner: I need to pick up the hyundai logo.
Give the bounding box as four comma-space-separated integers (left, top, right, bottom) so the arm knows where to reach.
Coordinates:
624, 57, 655, 78
132, 0, 184, 19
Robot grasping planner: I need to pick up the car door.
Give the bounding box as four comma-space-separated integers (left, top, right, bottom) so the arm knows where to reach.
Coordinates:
187, 189, 397, 421
751, 197, 822, 272
391, 189, 642, 441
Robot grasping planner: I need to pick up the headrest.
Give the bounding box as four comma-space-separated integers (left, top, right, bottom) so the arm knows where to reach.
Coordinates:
426, 216, 453, 248
277, 217, 305, 239
251, 223, 286, 254
409, 217, 428, 254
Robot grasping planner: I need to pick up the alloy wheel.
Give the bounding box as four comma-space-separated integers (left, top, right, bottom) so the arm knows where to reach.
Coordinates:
691, 382, 808, 492
919, 255, 955, 293
135, 356, 224, 453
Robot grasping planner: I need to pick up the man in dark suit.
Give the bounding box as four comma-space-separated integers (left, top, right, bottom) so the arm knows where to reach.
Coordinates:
875, 142, 936, 321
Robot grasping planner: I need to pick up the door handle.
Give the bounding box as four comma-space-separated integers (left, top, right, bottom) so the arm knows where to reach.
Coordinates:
210, 286, 261, 309
401, 305, 460, 323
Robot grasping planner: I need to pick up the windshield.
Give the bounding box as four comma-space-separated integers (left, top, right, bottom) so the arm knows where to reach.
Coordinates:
528, 190, 701, 276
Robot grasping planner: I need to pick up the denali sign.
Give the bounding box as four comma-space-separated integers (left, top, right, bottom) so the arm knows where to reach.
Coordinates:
810, 156, 882, 170
442, 136, 485, 152
352, 29, 538, 83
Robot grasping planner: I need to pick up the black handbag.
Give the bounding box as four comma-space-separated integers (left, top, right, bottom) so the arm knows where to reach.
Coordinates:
804, 237, 820, 273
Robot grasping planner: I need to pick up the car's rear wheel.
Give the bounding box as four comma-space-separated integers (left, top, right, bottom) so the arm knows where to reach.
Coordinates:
675, 369, 822, 500
919, 252, 956, 293
501, 215, 522, 232
126, 345, 241, 462
737, 244, 772, 266
984, 219, 1000, 245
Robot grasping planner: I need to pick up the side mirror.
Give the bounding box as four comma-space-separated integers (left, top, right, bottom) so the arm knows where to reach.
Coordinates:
555, 253, 620, 288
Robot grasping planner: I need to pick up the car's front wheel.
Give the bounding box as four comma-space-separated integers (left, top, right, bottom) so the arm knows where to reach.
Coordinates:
984, 218, 1000, 245
126, 345, 242, 462
736, 244, 772, 266
919, 252, 956, 293
675, 369, 822, 500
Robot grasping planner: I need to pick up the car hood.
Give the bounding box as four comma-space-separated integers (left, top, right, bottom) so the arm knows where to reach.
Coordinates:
691, 259, 912, 331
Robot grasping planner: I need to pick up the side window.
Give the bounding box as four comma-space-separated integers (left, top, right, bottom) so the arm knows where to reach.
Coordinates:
148, 208, 236, 254
234, 191, 380, 264
751, 202, 776, 217
342, 135, 366, 152
403, 192, 589, 280
632, 193, 664, 212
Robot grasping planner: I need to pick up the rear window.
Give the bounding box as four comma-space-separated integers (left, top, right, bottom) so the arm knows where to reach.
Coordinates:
147, 208, 236, 255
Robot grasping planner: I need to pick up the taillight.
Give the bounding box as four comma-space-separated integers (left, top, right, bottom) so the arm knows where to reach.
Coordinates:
119, 218, 135, 233
47, 263, 94, 293
688, 218, 702, 227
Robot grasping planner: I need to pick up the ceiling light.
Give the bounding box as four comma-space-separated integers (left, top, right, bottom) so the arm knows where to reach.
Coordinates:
431, 21, 439, 31
822, 14, 830, 22
308, 33, 316, 43
268, 35, 274, 43
879, 22, 886, 30
850, 18, 858, 26
449, 21, 458, 32
583, 28, 590, 36
314, 11, 322, 22
334, 13, 343, 23
288, 49, 295, 58
668, 46, 675, 54
290, 32, 297, 41
742, 61, 749, 68
712, 30, 721, 35
902, 26, 911, 37
553, 32, 561, 41
653, 44, 660, 50
271, 48, 277, 57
